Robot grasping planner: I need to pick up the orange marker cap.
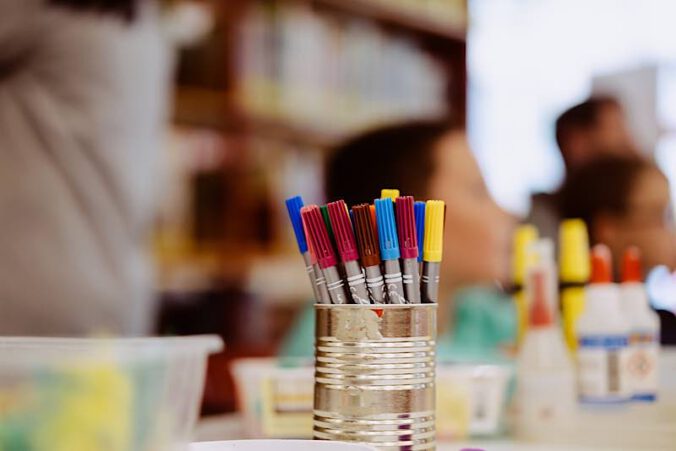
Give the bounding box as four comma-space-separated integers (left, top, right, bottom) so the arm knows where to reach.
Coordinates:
590, 244, 613, 284
621, 246, 643, 283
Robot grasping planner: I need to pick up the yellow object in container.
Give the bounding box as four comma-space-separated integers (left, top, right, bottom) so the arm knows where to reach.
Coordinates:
559, 219, 591, 352
512, 225, 539, 343
34, 364, 132, 451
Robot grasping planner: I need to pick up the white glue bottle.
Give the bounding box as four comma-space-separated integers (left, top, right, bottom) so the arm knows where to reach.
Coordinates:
576, 244, 631, 405
621, 246, 660, 402
513, 246, 576, 440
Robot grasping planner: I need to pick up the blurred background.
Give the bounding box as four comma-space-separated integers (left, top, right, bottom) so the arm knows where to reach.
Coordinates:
2, 0, 675, 440
159, 0, 676, 414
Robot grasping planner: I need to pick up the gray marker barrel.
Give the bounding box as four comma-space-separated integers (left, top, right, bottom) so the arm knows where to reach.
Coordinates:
365, 265, 386, 304
323, 266, 349, 304
402, 258, 421, 304
343, 260, 371, 304
421, 262, 440, 304
302, 251, 322, 302
384, 259, 406, 304
313, 263, 331, 304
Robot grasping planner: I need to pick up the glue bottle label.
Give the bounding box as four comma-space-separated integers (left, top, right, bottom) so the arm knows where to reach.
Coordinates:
627, 331, 659, 401
577, 335, 630, 403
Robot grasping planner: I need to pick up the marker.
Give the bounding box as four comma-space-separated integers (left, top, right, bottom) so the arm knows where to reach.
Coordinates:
353, 204, 386, 304
302, 205, 349, 304
422, 200, 444, 303
414, 201, 425, 272
396, 196, 421, 303
285, 196, 323, 302
375, 198, 406, 304
328, 200, 370, 304
303, 218, 331, 304
381, 189, 400, 200
320, 205, 336, 247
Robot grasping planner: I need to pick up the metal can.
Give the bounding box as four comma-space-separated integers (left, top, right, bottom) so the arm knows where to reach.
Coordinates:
313, 304, 437, 450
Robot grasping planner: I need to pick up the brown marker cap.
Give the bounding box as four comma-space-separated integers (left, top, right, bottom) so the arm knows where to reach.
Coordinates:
353, 203, 380, 267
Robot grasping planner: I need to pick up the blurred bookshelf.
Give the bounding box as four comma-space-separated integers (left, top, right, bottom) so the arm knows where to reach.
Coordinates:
163, 0, 468, 289
159, 0, 467, 414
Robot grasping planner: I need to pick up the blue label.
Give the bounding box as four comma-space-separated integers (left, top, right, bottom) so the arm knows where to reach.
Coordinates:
633, 393, 657, 402
579, 335, 628, 348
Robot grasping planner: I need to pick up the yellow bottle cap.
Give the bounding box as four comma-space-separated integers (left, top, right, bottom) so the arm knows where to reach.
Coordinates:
512, 224, 539, 285
380, 189, 400, 200
423, 200, 445, 262
559, 219, 590, 282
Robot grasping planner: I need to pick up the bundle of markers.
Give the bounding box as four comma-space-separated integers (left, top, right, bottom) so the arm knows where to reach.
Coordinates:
285, 189, 445, 305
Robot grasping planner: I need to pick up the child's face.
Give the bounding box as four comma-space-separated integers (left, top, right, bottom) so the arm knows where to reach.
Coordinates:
599, 167, 676, 274
428, 131, 515, 287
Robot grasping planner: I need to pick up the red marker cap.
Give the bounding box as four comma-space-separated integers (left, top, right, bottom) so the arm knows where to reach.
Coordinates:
622, 246, 643, 283
590, 244, 613, 284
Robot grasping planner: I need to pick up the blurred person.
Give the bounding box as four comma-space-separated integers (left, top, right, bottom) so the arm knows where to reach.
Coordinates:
529, 96, 638, 241
558, 156, 676, 276
281, 119, 517, 362
0, 0, 172, 335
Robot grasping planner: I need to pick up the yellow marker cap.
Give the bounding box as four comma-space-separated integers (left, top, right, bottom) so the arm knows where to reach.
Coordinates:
423, 200, 445, 262
559, 219, 590, 282
512, 225, 539, 285
381, 189, 400, 200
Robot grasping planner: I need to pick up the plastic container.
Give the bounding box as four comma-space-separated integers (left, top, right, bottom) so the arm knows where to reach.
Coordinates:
0, 335, 223, 451
436, 364, 511, 439
190, 440, 377, 451
314, 304, 436, 450
513, 265, 576, 441
231, 358, 314, 439
577, 245, 631, 404
620, 247, 660, 402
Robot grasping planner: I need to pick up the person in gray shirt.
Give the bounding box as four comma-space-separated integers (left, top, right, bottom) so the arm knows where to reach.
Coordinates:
0, 0, 172, 335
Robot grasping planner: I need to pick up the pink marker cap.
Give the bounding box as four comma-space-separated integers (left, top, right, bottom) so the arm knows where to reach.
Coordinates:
301, 205, 337, 269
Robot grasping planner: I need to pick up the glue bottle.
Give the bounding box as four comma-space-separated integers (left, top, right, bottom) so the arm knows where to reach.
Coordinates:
514, 255, 576, 440
576, 244, 630, 405
621, 246, 660, 402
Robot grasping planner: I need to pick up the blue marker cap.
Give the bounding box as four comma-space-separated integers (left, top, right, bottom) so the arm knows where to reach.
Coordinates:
414, 201, 425, 262
285, 195, 308, 253
375, 198, 400, 261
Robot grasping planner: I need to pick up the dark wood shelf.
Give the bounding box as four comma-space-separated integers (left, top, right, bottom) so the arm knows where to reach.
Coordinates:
310, 0, 466, 43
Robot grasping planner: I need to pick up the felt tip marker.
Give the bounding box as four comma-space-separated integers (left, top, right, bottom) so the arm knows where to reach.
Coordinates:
375, 198, 406, 304
414, 201, 425, 273
422, 200, 444, 304
353, 204, 386, 304
285, 196, 322, 302
328, 200, 370, 304
302, 205, 349, 305
303, 218, 331, 304
396, 196, 421, 303
381, 188, 400, 201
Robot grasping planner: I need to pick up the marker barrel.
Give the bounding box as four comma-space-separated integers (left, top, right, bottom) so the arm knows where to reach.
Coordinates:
323, 266, 349, 304
422, 262, 440, 304
302, 251, 322, 302
313, 263, 331, 304
344, 260, 371, 305
383, 259, 406, 304
365, 265, 386, 304
402, 258, 421, 304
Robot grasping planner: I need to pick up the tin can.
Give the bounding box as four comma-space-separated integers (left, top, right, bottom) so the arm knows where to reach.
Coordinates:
313, 304, 437, 450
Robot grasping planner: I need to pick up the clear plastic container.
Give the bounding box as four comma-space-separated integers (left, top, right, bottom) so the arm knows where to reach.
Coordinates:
0, 335, 223, 451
